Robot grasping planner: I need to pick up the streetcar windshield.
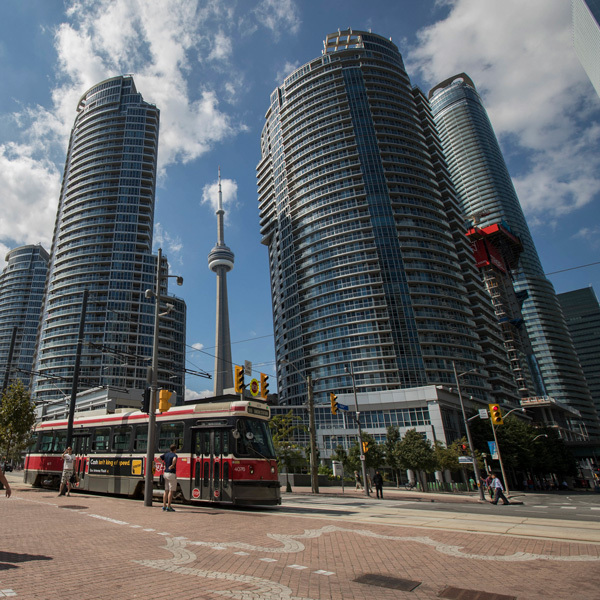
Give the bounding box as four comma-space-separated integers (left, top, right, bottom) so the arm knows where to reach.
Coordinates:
235, 418, 276, 459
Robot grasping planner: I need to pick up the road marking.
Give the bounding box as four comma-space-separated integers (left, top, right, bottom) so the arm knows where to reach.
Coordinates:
234, 552, 250, 556
560, 507, 577, 510
313, 570, 334, 576
259, 558, 277, 562
590, 508, 600, 511
288, 565, 308, 570
0, 590, 17, 598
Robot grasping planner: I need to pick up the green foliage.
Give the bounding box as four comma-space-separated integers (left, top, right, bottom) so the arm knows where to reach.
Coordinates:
268, 411, 307, 473
397, 429, 436, 472
470, 414, 577, 479
0, 381, 35, 461
384, 426, 401, 484
346, 432, 384, 471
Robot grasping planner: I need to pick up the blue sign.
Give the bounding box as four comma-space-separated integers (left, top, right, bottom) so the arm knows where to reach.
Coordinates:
337, 403, 349, 411
487, 441, 498, 460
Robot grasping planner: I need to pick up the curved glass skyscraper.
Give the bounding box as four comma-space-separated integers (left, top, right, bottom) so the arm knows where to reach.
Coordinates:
0, 245, 49, 390
257, 31, 517, 406
32, 76, 185, 407
429, 74, 600, 437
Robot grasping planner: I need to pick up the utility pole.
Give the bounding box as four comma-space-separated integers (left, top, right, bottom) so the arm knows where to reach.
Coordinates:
452, 361, 486, 501
66, 289, 88, 448
306, 374, 319, 494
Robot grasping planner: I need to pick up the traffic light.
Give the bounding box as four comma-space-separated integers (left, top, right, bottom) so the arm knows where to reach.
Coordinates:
330, 392, 338, 415
489, 403, 503, 425
234, 365, 245, 393
260, 373, 269, 399
141, 387, 152, 413
362, 441, 369, 453
158, 389, 173, 413
461, 444, 468, 455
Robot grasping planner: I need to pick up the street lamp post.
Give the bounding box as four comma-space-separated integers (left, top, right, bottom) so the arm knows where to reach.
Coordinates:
452, 361, 486, 502
143, 248, 183, 507
346, 363, 370, 498
281, 360, 319, 494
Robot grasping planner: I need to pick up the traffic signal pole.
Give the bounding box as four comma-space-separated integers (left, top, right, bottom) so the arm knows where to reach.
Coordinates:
346, 363, 369, 497
491, 417, 510, 497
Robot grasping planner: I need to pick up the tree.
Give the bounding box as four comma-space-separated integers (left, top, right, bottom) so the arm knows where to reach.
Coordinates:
396, 429, 436, 491
0, 381, 35, 463
384, 426, 401, 486
268, 411, 307, 490
348, 432, 384, 473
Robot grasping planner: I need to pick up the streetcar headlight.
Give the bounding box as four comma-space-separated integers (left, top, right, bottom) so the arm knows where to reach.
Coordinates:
270, 466, 275, 474
249, 466, 254, 474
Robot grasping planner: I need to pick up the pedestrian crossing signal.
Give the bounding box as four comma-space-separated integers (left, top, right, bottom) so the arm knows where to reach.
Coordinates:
141, 387, 151, 413
330, 393, 338, 415
488, 404, 503, 425
234, 365, 245, 393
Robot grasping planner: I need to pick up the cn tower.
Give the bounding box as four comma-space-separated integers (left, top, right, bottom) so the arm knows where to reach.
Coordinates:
208, 168, 235, 395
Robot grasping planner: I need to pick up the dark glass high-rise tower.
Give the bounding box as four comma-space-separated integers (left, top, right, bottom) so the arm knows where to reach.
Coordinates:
257, 30, 517, 407
429, 74, 600, 437
32, 76, 185, 407
0, 245, 49, 390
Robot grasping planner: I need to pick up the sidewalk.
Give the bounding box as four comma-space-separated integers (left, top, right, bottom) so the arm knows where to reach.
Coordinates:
2, 474, 600, 599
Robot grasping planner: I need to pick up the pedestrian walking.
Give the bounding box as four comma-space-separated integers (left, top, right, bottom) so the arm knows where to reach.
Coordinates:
58, 447, 75, 497
0, 469, 11, 498
160, 444, 178, 511
481, 473, 493, 499
354, 470, 363, 490
490, 473, 510, 505
373, 470, 384, 499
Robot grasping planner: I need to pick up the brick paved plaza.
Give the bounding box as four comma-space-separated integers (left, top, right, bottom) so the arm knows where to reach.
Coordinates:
2, 475, 600, 600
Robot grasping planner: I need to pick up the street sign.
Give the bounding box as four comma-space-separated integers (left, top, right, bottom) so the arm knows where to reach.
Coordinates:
479, 409, 489, 420
458, 456, 473, 464
249, 378, 259, 396
337, 403, 349, 411
244, 360, 252, 377
332, 461, 343, 477
487, 441, 498, 460
360, 455, 365, 461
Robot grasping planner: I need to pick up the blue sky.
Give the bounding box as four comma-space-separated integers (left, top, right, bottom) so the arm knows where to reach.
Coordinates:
1, 0, 599, 398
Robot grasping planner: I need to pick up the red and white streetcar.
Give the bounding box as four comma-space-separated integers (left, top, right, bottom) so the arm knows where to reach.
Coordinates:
24, 396, 281, 506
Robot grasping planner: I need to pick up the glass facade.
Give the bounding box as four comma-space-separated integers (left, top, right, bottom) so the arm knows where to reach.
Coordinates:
573, 0, 600, 98
558, 287, 600, 430
32, 76, 186, 407
257, 31, 518, 408
429, 74, 600, 437
0, 245, 49, 389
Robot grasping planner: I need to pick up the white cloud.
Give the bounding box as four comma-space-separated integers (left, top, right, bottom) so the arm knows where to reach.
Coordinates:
191, 342, 205, 351
185, 386, 213, 400
573, 226, 600, 248
408, 0, 600, 223
276, 60, 300, 83
201, 176, 238, 215
254, 0, 301, 39
0, 0, 252, 266
154, 223, 184, 264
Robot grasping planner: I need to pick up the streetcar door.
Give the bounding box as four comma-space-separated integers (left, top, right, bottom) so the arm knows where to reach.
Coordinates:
190, 428, 230, 502
72, 432, 90, 487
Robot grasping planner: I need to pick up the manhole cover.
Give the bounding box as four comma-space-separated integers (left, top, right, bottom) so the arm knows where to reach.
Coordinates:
438, 586, 517, 600
59, 505, 88, 510
354, 574, 421, 591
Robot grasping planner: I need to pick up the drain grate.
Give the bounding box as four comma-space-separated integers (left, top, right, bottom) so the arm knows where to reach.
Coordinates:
59, 505, 88, 510
354, 573, 421, 591
438, 586, 517, 600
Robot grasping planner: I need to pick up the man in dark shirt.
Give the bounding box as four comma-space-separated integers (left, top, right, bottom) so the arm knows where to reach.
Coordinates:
159, 444, 178, 512
373, 470, 384, 499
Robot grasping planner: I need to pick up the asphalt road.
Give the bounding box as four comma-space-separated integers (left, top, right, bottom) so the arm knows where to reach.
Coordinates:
277, 490, 600, 522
